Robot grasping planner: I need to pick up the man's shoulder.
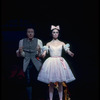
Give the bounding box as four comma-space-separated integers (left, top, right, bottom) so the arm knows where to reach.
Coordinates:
36, 38, 42, 42
19, 38, 28, 43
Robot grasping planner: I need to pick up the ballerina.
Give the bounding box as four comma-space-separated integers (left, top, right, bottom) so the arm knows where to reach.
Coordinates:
38, 25, 76, 100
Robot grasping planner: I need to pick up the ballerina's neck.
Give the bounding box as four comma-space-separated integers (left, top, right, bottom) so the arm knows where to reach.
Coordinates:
52, 39, 59, 42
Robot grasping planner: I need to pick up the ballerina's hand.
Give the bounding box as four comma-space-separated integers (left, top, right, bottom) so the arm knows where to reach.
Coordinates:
42, 51, 46, 58
68, 51, 74, 57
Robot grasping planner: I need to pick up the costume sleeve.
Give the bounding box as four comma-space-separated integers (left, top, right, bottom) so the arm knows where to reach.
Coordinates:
16, 39, 25, 57
41, 46, 48, 54
38, 39, 43, 48
19, 39, 23, 47
64, 43, 70, 51
37, 39, 43, 55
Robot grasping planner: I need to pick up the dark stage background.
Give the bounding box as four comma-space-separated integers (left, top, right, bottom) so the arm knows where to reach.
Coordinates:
1, 0, 99, 100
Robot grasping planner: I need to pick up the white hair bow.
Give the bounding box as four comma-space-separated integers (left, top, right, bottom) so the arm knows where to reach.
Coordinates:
51, 25, 60, 30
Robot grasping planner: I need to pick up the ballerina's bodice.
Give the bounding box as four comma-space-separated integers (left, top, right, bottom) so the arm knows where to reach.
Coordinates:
49, 45, 63, 57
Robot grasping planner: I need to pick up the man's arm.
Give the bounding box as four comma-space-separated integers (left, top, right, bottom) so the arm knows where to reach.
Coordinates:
16, 39, 25, 57
37, 39, 43, 57
38, 39, 43, 48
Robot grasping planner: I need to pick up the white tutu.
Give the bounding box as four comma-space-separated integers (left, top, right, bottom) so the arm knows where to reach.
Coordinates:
38, 57, 75, 84
37, 44, 75, 84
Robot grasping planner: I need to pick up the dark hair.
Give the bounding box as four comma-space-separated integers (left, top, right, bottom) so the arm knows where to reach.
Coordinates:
26, 27, 35, 34
51, 29, 60, 32
27, 27, 34, 31
51, 29, 60, 34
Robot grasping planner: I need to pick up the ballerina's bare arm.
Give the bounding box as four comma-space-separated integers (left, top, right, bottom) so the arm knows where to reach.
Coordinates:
62, 42, 74, 57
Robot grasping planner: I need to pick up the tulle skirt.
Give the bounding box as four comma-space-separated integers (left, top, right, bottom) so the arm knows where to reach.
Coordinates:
37, 57, 75, 84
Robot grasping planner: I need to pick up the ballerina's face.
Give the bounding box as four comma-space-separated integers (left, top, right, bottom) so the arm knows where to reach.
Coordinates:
52, 29, 59, 39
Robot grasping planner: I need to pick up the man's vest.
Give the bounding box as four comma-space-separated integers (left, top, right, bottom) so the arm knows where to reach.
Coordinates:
23, 38, 42, 72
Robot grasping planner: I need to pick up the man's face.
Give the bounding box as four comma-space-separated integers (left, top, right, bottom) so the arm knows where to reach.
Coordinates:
27, 28, 34, 40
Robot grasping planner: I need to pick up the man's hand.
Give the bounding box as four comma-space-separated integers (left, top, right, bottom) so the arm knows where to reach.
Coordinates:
19, 47, 23, 53
16, 50, 20, 57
